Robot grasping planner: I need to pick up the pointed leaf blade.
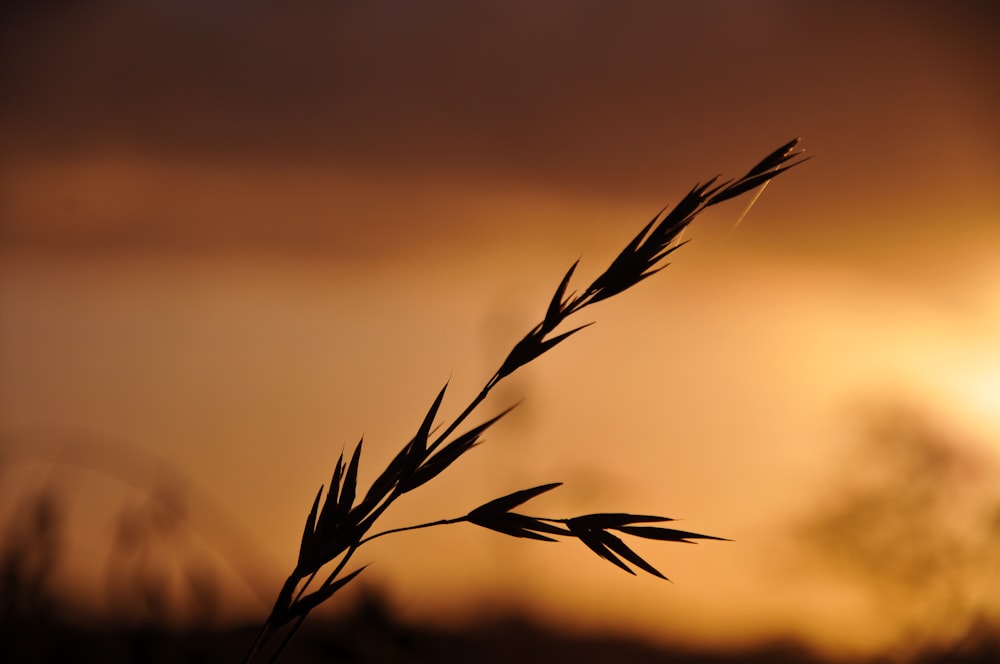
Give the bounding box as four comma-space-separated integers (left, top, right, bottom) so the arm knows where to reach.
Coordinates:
468, 482, 563, 518
601, 531, 668, 580
339, 438, 363, 516
617, 525, 728, 542
316, 452, 345, 536
574, 513, 674, 529
472, 519, 560, 542
544, 260, 579, 330
414, 382, 448, 457
568, 521, 635, 576
536, 322, 594, 356
296, 485, 324, 569
745, 138, 801, 177
290, 565, 370, 618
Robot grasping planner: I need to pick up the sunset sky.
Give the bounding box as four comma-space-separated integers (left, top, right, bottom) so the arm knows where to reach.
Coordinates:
2, 1, 999, 659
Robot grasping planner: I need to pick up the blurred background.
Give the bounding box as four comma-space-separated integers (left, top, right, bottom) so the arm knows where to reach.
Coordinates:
2, 1, 999, 661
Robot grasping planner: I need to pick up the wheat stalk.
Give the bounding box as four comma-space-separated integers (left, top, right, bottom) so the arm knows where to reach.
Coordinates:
244, 139, 808, 663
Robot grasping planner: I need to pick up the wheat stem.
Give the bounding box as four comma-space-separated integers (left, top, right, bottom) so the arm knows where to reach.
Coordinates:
244, 139, 806, 663
359, 517, 467, 546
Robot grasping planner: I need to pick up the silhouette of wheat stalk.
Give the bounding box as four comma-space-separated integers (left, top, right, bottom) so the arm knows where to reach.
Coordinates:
244, 139, 808, 663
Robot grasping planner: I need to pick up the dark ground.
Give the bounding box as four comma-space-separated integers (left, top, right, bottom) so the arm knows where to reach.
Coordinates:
4, 594, 999, 664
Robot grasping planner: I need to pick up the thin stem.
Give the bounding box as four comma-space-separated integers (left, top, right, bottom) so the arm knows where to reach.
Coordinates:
242, 622, 270, 664
266, 616, 307, 664
268, 544, 360, 664
359, 516, 466, 546
356, 486, 405, 540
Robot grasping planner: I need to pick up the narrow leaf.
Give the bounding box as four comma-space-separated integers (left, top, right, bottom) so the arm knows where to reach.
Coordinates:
701, 176, 735, 201
468, 482, 563, 517
290, 565, 369, 618
601, 531, 667, 579
647, 238, 689, 267
586, 210, 663, 297
471, 518, 560, 542
358, 441, 409, 513
536, 322, 594, 357
414, 382, 448, 457
296, 485, 324, 569
573, 513, 674, 529
709, 157, 808, 206
544, 260, 579, 330
329, 453, 345, 507
339, 438, 363, 516
468, 510, 569, 540
403, 434, 481, 491
496, 325, 544, 379
622, 211, 663, 257
402, 404, 516, 492
745, 138, 801, 177
430, 402, 518, 455
617, 525, 728, 542
632, 266, 667, 286
316, 452, 345, 536
573, 527, 635, 576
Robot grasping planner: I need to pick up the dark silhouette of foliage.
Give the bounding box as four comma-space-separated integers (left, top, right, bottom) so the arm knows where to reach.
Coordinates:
245, 140, 808, 663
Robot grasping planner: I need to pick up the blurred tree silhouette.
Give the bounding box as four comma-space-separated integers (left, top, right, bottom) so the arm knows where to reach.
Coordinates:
0, 489, 63, 623
0, 437, 241, 629
795, 404, 1000, 657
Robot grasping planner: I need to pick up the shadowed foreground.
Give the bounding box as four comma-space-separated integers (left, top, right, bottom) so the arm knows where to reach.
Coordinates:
4, 591, 999, 664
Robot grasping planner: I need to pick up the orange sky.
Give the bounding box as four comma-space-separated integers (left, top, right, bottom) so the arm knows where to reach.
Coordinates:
2, 2, 1000, 659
